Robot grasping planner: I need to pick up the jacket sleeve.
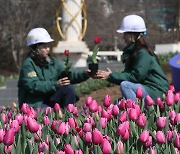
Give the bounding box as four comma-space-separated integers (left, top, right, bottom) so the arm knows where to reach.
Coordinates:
18, 61, 58, 95
108, 50, 151, 85
70, 70, 89, 84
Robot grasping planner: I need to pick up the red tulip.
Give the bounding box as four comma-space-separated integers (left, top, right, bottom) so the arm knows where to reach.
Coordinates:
64, 144, 74, 154
115, 140, 124, 154
3, 128, 15, 146
156, 131, 165, 144
27, 117, 39, 133
0, 129, 5, 143
137, 113, 147, 127
101, 139, 111, 154
83, 123, 91, 132
84, 132, 92, 143
139, 130, 150, 143
145, 95, 154, 106
94, 36, 101, 44
104, 94, 111, 107
92, 128, 103, 145
157, 117, 166, 129
64, 49, 70, 56
100, 117, 107, 129
136, 87, 143, 99
112, 105, 119, 116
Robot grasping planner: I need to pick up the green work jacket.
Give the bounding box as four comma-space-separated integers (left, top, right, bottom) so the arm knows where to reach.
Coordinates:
18, 56, 89, 108
108, 44, 169, 100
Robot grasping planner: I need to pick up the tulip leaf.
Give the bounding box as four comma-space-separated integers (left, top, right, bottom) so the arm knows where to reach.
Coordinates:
32, 142, 38, 154
130, 121, 138, 138
170, 143, 176, 154
175, 102, 180, 113
163, 146, 169, 154
15, 131, 22, 154
0, 145, 3, 154
149, 130, 156, 140
25, 140, 32, 154
70, 134, 77, 150
164, 118, 169, 134
11, 145, 16, 154
156, 106, 160, 117
49, 136, 57, 153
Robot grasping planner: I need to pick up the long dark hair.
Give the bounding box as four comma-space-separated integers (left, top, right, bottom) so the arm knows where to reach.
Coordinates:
28, 44, 49, 67
126, 32, 159, 68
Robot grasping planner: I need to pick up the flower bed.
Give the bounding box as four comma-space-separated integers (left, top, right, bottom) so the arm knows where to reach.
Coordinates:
0, 86, 179, 153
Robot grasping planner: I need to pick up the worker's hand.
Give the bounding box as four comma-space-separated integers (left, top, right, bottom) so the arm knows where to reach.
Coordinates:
57, 77, 70, 87
96, 68, 112, 80
86, 69, 97, 79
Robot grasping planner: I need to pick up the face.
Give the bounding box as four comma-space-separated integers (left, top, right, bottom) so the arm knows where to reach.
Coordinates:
38, 43, 50, 58
123, 32, 134, 45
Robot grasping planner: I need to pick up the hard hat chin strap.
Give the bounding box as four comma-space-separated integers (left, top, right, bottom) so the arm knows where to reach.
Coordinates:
131, 33, 143, 42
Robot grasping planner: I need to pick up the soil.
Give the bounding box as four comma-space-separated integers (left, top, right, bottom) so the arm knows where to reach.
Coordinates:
76, 65, 172, 109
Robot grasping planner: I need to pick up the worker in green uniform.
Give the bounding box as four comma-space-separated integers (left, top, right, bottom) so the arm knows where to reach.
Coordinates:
18, 28, 90, 109
97, 15, 169, 102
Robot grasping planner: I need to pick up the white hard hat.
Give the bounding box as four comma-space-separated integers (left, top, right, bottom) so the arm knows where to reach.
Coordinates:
27, 28, 54, 46
117, 15, 146, 33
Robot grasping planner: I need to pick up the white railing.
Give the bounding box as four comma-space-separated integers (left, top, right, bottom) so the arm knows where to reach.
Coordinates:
88, 50, 123, 61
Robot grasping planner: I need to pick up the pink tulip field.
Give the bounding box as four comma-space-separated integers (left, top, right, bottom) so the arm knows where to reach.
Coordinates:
0, 85, 180, 154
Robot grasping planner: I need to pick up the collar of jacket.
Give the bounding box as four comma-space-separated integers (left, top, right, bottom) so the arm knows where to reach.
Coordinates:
121, 42, 135, 63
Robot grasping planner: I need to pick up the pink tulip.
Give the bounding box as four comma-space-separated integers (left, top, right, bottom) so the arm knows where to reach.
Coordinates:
112, 105, 119, 116
126, 99, 135, 108
3, 145, 13, 153
115, 140, 124, 154
137, 113, 147, 127
174, 93, 180, 103
144, 136, 152, 147
76, 127, 83, 137
168, 84, 175, 91
27, 107, 37, 118
122, 129, 130, 140
128, 108, 138, 121
0, 129, 5, 143
83, 123, 91, 132
72, 107, 78, 115
89, 100, 99, 112
157, 117, 166, 129
43, 116, 50, 125
44, 107, 52, 115
3, 128, 15, 146
27, 117, 39, 133
156, 131, 165, 144
74, 136, 79, 146
139, 130, 150, 143
75, 149, 83, 154
57, 122, 66, 135
116, 121, 130, 140
1, 113, 7, 124
166, 130, 174, 142
85, 96, 93, 106
10, 120, 20, 133
119, 99, 126, 110
34, 125, 42, 141
66, 104, 75, 113
38, 141, 49, 152
104, 94, 111, 107
68, 118, 77, 129
118, 111, 127, 122
15, 114, 24, 125
156, 97, 164, 110
166, 90, 174, 106
133, 104, 141, 116
64, 144, 74, 154
100, 117, 107, 129
85, 116, 95, 127
54, 103, 61, 112
101, 109, 112, 121
145, 95, 154, 106
84, 132, 92, 143
51, 120, 59, 132
101, 139, 111, 154
92, 128, 103, 145
175, 113, 180, 123
21, 103, 29, 114
136, 87, 143, 99
169, 110, 176, 125
57, 151, 65, 154
174, 133, 180, 148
